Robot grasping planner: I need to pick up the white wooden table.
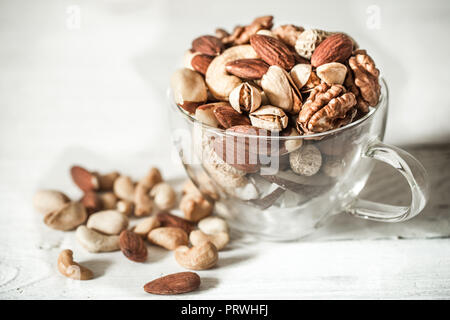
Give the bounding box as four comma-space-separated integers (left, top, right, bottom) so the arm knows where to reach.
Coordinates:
0, 145, 449, 300
1, 0, 450, 300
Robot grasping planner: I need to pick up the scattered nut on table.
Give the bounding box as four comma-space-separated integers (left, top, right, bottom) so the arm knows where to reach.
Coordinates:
86, 210, 129, 235
144, 272, 201, 295
33, 190, 70, 215
133, 216, 160, 238
175, 241, 219, 270
57, 249, 93, 280
148, 227, 189, 250
76, 225, 120, 253
189, 230, 230, 251
44, 202, 87, 231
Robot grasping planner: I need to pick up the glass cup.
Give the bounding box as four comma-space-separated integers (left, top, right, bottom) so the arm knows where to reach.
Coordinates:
169, 78, 430, 241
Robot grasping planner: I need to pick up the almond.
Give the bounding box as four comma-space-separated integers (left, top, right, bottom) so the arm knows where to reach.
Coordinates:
157, 211, 196, 234
249, 34, 296, 70
119, 230, 148, 262
225, 59, 269, 79
213, 103, 251, 129
70, 166, 99, 192
143, 272, 201, 295
310, 33, 353, 67
192, 35, 224, 56
191, 54, 214, 75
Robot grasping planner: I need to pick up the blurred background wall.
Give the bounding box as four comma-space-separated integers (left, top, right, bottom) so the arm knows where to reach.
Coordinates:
0, 0, 449, 171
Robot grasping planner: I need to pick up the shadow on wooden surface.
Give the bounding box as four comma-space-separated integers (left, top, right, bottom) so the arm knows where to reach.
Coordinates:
305, 144, 450, 241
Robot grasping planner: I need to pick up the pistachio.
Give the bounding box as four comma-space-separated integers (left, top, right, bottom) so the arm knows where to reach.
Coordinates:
261, 66, 293, 112
316, 62, 347, 85
229, 82, 262, 113
249, 105, 288, 132
290, 64, 312, 90
170, 68, 207, 114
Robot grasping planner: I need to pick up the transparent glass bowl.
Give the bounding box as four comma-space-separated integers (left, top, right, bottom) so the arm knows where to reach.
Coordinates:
169, 79, 429, 241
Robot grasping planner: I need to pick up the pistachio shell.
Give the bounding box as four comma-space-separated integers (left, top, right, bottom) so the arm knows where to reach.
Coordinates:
261, 66, 293, 112
316, 62, 347, 85
290, 64, 312, 89
249, 105, 288, 132
229, 82, 262, 113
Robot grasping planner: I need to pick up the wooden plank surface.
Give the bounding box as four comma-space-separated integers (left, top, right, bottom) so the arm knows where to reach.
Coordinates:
0, 144, 449, 299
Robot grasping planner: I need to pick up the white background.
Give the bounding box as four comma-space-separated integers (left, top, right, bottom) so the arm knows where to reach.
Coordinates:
0, 0, 449, 299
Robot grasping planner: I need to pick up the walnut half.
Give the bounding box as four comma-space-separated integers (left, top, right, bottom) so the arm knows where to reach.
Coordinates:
347, 50, 381, 113
297, 83, 357, 134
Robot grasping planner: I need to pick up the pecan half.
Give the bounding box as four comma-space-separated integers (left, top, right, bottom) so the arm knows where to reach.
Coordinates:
297, 83, 357, 133
347, 50, 381, 112
221, 16, 273, 45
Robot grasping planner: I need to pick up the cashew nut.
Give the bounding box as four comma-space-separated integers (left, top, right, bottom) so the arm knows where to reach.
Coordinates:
175, 241, 218, 270
198, 216, 229, 234
134, 183, 154, 217
133, 216, 160, 238
86, 210, 129, 235
180, 193, 213, 222
205, 45, 258, 100
76, 225, 120, 253
57, 249, 93, 280
33, 190, 70, 215
44, 202, 87, 231
113, 175, 135, 202
150, 182, 176, 210
140, 167, 163, 190
147, 227, 188, 251
189, 230, 229, 251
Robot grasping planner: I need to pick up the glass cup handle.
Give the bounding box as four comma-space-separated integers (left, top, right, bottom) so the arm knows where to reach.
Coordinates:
345, 140, 430, 222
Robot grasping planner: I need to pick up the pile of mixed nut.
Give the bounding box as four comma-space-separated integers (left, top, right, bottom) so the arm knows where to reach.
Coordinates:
168, 16, 383, 211
172, 15, 381, 135
33, 165, 230, 295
